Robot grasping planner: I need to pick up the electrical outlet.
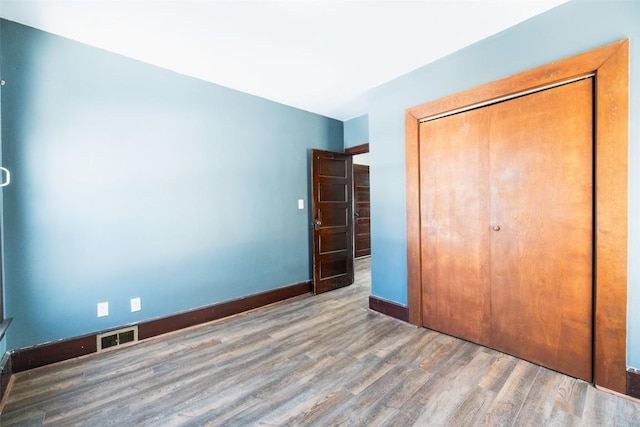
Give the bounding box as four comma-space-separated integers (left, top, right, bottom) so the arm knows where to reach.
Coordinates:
130, 297, 141, 312
97, 302, 109, 317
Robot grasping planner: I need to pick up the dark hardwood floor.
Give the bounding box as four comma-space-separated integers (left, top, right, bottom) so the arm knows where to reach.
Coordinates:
2, 257, 639, 426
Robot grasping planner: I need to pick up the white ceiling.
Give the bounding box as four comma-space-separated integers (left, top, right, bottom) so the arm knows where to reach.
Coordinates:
0, 0, 569, 121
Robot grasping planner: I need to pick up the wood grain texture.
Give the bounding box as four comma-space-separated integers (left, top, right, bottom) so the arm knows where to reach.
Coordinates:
419, 79, 593, 380
489, 79, 593, 381
9, 281, 312, 373
405, 112, 422, 326
311, 149, 354, 294
593, 40, 629, 393
354, 164, 371, 258
406, 39, 628, 393
407, 40, 626, 122
420, 106, 491, 346
2, 258, 639, 426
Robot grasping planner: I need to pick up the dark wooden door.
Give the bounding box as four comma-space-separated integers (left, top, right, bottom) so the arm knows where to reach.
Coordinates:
353, 164, 371, 258
420, 79, 593, 381
311, 149, 354, 294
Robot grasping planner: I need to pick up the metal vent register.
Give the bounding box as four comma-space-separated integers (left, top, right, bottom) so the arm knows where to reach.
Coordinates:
96, 326, 138, 352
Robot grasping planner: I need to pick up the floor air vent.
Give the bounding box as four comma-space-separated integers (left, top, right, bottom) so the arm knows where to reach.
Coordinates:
97, 326, 138, 352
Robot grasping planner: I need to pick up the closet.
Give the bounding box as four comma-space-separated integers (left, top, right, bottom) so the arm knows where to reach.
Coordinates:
419, 78, 593, 381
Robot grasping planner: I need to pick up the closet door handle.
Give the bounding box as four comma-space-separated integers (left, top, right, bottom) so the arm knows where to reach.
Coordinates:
492, 225, 501, 231
0, 167, 10, 187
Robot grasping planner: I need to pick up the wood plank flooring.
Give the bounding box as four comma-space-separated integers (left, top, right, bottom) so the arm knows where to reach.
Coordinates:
2, 257, 640, 426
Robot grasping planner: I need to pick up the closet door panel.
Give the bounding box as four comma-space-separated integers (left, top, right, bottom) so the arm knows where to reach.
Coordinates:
489, 79, 594, 381
420, 108, 491, 345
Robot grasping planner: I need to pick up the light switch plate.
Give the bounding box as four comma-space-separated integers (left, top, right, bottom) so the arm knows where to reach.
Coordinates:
130, 297, 141, 312
298, 199, 304, 209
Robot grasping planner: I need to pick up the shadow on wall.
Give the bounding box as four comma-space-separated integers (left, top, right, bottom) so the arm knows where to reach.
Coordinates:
1, 19, 343, 351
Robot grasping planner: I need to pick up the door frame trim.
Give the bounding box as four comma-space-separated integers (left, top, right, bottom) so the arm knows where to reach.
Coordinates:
345, 143, 369, 156
405, 40, 628, 393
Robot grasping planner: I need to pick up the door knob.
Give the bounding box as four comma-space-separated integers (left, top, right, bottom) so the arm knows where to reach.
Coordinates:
314, 219, 322, 230
492, 225, 501, 231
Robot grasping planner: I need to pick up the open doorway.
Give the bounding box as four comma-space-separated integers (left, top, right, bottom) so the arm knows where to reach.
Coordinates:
345, 144, 370, 260
345, 144, 371, 298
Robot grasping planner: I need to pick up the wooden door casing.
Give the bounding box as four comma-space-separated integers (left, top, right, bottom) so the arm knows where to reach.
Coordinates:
407, 40, 628, 392
311, 149, 354, 294
353, 164, 371, 258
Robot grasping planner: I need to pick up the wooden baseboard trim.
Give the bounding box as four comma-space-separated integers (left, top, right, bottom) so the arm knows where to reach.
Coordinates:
11, 335, 95, 373
0, 374, 15, 414
0, 353, 13, 408
138, 281, 312, 340
10, 281, 312, 373
628, 369, 640, 399
369, 296, 409, 322
596, 384, 640, 405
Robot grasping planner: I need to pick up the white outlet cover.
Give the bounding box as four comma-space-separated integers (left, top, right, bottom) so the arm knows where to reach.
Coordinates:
97, 302, 109, 317
130, 297, 141, 312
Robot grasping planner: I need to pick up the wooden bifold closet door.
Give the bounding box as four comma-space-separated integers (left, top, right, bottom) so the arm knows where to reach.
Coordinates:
420, 78, 593, 381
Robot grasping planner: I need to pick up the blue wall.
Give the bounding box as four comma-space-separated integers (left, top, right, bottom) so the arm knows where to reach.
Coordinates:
343, 114, 368, 149
0, 19, 343, 350
0, 18, 5, 356
367, 0, 640, 369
